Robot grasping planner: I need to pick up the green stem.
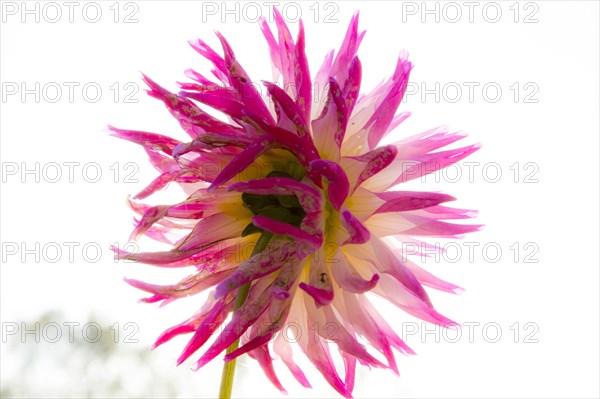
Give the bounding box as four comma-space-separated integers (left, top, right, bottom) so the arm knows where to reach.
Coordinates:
218, 231, 273, 399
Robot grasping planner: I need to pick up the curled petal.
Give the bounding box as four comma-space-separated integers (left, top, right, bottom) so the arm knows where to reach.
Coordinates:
252, 215, 322, 248
309, 159, 349, 210
331, 252, 379, 294
340, 209, 370, 245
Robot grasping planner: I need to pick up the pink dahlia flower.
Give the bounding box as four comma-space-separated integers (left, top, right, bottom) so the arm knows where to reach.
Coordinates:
112, 10, 480, 398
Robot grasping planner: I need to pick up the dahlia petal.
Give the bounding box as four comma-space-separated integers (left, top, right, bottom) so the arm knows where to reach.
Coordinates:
272, 7, 295, 93
214, 31, 275, 124
366, 57, 413, 150
331, 250, 378, 293
395, 126, 466, 158
263, 81, 310, 138
311, 78, 347, 161
179, 84, 250, 120
393, 144, 481, 184
335, 291, 399, 373
177, 213, 248, 252
214, 240, 299, 298
299, 247, 335, 307
375, 274, 458, 327
399, 214, 483, 238
259, 16, 282, 82
124, 267, 234, 302
300, 309, 351, 398
340, 209, 370, 245
252, 344, 288, 394
311, 50, 334, 120
251, 215, 322, 247
299, 282, 334, 307
153, 292, 231, 348
108, 126, 182, 155
305, 297, 386, 369
188, 38, 228, 83
177, 297, 232, 365
343, 187, 385, 222
309, 159, 349, 210
208, 137, 275, 191
374, 191, 456, 214
294, 21, 312, 122
384, 111, 411, 136
183, 68, 215, 85
129, 205, 169, 241
330, 11, 363, 89
142, 74, 243, 137
342, 56, 362, 113
259, 124, 321, 169
172, 141, 209, 160
224, 332, 272, 362
273, 332, 312, 388
228, 177, 322, 213
421, 205, 479, 219
346, 145, 398, 191
195, 131, 254, 148
370, 236, 432, 306
144, 148, 179, 173
134, 177, 174, 202
111, 245, 204, 266
342, 354, 357, 393
404, 259, 464, 294
195, 276, 276, 369
355, 293, 415, 355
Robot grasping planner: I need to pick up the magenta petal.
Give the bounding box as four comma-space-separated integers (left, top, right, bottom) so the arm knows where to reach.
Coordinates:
348, 144, 398, 190
340, 209, 370, 245
223, 332, 272, 362
228, 177, 322, 213
129, 205, 169, 241
208, 137, 274, 191
374, 191, 456, 213
366, 57, 413, 150
342, 56, 362, 113
108, 126, 182, 155
273, 333, 312, 388
311, 78, 348, 159
331, 254, 379, 294
252, 215, 321, 247
342, 354, 357, 393
330, 11, 363, 89
370, 236, 432, 307
294, 21, 312, 122
214, 31, 275, 124
299, 282, 333, 307
214, 240, 298, 298
263, 81, 310, 138
309, 159, 349, 210
252, 344, 288, 394
177, 297, 232, 365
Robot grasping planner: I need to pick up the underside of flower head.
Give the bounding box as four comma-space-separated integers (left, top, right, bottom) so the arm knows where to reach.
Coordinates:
112, 8, 480, 398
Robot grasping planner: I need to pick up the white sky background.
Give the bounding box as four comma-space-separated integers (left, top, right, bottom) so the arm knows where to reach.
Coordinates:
1, 1, 599, 398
